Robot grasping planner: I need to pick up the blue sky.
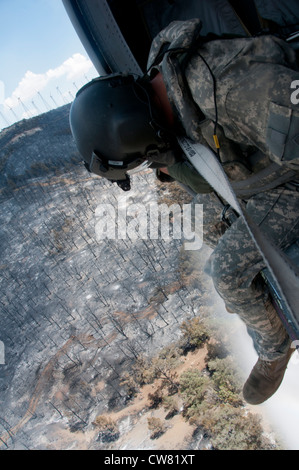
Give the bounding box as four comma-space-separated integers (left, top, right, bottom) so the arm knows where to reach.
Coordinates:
0, 0, 98, 129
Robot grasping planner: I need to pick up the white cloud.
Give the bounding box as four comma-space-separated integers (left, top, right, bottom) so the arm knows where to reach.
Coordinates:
5, 71, 48, 108
4, 53, 94, 109
48, 53, 93, 81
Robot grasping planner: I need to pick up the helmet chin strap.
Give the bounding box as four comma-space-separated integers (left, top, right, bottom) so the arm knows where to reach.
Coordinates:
149, 72, 175, 128
135, 75, 176, 149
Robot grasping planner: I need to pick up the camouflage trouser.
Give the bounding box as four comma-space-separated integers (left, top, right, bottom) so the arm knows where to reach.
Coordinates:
195, 185, 299, 361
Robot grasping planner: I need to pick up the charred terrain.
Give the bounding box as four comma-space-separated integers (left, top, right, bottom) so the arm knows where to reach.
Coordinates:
0, 106, 281, 450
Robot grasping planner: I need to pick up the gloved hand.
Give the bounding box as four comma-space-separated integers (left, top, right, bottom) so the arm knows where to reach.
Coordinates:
146, 148, 178, 167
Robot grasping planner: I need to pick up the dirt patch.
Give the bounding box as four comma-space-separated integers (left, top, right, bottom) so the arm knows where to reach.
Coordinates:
97, 346, 207, 450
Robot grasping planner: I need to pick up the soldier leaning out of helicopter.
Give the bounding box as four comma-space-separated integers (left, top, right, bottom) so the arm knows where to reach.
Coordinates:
70, 19, 299, 405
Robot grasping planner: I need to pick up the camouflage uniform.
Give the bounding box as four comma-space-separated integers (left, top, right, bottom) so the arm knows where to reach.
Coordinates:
147, 19, 299, 360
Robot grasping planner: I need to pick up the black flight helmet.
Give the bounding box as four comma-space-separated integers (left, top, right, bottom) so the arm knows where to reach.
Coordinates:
70, 73, 169, 190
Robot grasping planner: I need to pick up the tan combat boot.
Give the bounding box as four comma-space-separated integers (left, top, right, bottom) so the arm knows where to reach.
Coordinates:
243, 346, 295, 405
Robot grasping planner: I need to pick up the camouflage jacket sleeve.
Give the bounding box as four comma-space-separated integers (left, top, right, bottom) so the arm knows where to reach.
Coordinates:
147, 19, 202, 71
148, 19, 299, 173
147, 19, 208, 142
185, 33, 299, 169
